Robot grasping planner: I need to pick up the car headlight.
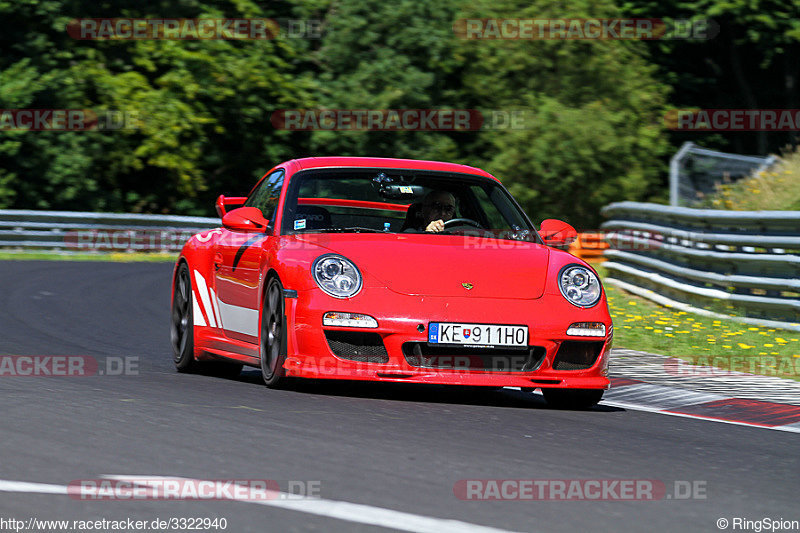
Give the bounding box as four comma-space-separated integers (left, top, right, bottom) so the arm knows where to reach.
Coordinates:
312, 254, 362, 298
558, 264, 602, 308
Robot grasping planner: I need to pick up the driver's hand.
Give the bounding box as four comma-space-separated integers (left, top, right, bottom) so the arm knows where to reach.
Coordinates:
425, 219, 445, 233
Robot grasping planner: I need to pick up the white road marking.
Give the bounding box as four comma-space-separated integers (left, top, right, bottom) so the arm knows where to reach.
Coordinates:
599, 399, 800, 434
0, 476, 521, 533
521, 389, 800, 433
0, 480, 68, 495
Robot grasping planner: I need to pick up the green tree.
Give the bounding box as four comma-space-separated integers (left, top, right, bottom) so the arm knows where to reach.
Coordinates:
302, 0, 670, 227
458, 0, 671, 227
303, 0, 468, 161
0, 0, 314, 214
621, 0, 800, 155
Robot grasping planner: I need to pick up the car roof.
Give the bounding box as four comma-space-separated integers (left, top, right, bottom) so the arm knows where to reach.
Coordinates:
291, 157, 498, 181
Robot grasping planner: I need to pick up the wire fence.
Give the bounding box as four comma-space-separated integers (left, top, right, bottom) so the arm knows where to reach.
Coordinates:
669, 142, 777, 207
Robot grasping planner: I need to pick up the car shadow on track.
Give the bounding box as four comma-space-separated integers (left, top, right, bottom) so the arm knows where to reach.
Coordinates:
233, 369, 622, 412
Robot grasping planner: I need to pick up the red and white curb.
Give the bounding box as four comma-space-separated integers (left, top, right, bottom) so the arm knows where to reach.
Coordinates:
603, 378, 800, 433
602, 349, 800, 433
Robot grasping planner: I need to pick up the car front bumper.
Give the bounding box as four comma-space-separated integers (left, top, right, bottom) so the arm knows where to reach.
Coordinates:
282, 286, 612, 389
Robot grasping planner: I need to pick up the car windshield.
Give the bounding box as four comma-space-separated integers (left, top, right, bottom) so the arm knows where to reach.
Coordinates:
281, 168, 537, 242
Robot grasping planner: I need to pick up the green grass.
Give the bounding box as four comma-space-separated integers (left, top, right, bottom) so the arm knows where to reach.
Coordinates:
0, 251, 176, 262
652, 146, 800, 378
701, 144, 800, 210
598, 267, 800, 381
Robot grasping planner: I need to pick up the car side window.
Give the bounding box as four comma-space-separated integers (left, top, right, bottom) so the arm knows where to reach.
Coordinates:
470, 185, 507, 228
245, 170, 285, 222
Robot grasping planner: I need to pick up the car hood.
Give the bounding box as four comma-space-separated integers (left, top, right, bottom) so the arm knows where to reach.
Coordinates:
294, 234, 550, 299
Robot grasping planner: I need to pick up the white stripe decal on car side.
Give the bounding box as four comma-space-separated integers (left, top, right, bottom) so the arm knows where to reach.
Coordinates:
216, 297, 259, 337
193, 270, 217, 328
209, 287, 223, 328
192, 295, 207, 327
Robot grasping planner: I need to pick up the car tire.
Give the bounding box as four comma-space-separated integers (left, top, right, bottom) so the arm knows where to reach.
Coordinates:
171, 262, 200, 373
171, 262, 243, 378
260, 276, 288, 388
542, 388, 604, 409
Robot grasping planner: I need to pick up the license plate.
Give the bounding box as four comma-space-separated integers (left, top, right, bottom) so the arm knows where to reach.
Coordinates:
428, 323, 528, 348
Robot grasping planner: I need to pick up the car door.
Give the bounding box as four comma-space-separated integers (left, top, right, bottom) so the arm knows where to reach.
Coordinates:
214, 169, 285, 343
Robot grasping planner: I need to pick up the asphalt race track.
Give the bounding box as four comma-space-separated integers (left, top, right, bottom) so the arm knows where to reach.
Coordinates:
0, 260, 798, 532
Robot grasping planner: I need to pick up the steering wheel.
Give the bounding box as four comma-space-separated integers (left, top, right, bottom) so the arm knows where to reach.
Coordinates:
443, 218, 482, 229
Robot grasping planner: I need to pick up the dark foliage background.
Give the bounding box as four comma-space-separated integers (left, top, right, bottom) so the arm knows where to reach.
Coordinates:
1, 0, 797, 227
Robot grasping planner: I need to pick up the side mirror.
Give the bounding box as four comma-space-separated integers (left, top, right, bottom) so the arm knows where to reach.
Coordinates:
215, 195, 247, 218
222, 207, 270, 232
539, 219, 577, 246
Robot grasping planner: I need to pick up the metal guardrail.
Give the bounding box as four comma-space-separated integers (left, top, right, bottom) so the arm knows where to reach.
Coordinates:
0, 210, 220, 253
601, 202, 800, 331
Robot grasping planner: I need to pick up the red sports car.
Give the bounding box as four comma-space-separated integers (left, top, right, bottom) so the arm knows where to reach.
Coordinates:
171, 157, 612, 407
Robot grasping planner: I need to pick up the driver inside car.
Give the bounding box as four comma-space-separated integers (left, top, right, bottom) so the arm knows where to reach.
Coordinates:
409, 190, 456, 233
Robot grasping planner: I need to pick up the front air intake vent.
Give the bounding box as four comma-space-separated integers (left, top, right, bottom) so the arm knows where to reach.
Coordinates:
552, 341, 604, 370
325, 330, 389, 363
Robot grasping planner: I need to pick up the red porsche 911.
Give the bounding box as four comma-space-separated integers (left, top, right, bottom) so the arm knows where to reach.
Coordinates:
171, 157, 612, 407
